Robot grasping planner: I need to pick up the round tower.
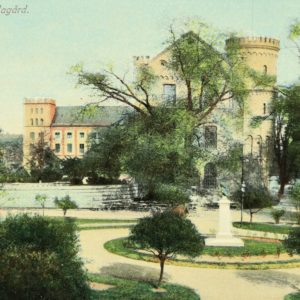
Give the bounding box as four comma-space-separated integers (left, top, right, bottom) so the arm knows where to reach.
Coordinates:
228, 37, 280, 182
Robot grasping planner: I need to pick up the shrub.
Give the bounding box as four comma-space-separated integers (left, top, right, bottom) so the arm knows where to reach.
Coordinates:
271, 209, 285, 224
0, 214, 90, 300
54, 195, 78, 216
283, 227, 300, 256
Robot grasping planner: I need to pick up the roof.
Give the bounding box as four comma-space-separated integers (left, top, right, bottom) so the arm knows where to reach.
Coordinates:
51, 106, 132, 127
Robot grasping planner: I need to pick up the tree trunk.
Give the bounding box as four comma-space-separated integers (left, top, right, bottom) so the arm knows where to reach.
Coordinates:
277, 181, 286, 199
158, 257, 166, 286
250, 211, 253, 223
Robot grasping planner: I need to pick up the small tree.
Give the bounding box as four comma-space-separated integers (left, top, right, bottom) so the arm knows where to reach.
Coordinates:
283, 227, 300, 256
35, 194, 48, 216
270, 209, 285, 224
289, 183, 300, 224
54, 195, 78, 216
232, 185, 274, 223
129, 211, 204, 285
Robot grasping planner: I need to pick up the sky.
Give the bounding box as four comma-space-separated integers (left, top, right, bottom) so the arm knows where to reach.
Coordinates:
0, 0, 300, 134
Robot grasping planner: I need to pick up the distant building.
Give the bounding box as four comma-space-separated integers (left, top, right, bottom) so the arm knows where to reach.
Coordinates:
23, 99, 129, 167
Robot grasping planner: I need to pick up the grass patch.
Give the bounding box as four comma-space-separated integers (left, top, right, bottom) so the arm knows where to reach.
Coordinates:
78, 225, 134, 231
104, 237, 300, 270
203, 239, 284, 256
51, 217, 137, 224
88, 274, 200, 300
284, 292, 300, 300
233, 222, 297, 235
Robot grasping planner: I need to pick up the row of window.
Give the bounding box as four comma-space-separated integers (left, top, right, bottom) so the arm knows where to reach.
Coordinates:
30, 107, 44, 114
30, 118, 44, 126
54, 132, 85, 139
29, 132, 44, 140
55, 143, 85, 154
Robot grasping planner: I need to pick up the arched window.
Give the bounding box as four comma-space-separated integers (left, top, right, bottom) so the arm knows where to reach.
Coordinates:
256, 136, 263, 157
203, 163, 217, 189
204, 125, 217, 148
263, 65, 267, 74
40, 108, 43, 114
35, 118, 38, 126
30, 119, 33, 126
246, 135, 253, 156
40, 118, 44, 126
263, 103, 267, 115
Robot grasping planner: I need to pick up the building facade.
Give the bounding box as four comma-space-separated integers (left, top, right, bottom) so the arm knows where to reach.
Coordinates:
23, 99, 129, 166
134, 36, 280, 188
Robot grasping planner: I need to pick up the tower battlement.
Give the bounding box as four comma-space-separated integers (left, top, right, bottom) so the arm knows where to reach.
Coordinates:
226, 36, 280, 51
24, 98, 56, 105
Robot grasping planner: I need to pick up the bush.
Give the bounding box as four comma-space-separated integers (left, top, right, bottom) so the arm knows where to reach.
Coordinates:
54, 195, 78, 216
0, 214, 90, 300
271, 209, 285, 224
283, 227, 300, 256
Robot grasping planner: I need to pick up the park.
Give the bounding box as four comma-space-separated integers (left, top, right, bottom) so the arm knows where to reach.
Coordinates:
1, 1, 300, 299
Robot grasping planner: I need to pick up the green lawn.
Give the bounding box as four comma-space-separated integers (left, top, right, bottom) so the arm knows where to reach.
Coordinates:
284, 292, 300, 300
233, 222, 297, 235
50, 216, 137, 224
89, 274, 200, 300
104, 238, 300, 270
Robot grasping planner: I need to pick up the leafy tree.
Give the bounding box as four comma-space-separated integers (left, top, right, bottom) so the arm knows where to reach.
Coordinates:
35, 194, 48, 216
83, 127, 124, 183
283, 227, 300, 256
29, 137, 62, 182
232, 185, 274, 222
289, 183, 300, 224
54, 195, 78, 216
0, 214, 90, 300
61, 157, 85, 185
271, 86, 300, 197
270, 209, 285, 224
129, 211, 204, 285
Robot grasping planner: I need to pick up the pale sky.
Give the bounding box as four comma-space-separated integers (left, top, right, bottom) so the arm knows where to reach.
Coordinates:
0, 0, 299, 134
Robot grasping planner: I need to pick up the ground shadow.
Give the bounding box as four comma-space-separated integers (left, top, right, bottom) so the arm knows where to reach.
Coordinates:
237, 270, 300, 291
100, 263, 170, 284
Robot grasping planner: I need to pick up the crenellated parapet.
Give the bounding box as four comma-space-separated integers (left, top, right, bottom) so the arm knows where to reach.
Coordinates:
133, 55, 150, 65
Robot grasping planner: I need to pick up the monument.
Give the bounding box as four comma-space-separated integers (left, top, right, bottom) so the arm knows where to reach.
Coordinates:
205, 186, 244, 247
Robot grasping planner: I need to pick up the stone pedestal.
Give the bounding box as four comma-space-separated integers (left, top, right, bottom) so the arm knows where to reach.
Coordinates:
205, 196, 244, 247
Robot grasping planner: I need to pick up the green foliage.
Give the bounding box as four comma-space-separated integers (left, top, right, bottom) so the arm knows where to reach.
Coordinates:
54, 195, 78, 216
83, 127, 124, 182
289, 183, 300, 224
284, 227, 300, 256
130, 211, 204, 284
284, 292, 300, 300
61, 157, 85, 184
232, 185, 274, 222
270, 209, 285, 224
89, 274, 200, 300
152, 184, 190, 206
35, 193, 48, 216
0, 214, 90, 300
233, 222, 294, 235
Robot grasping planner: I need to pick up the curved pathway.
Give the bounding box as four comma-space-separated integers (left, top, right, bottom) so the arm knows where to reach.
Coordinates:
79, 228, 300, 300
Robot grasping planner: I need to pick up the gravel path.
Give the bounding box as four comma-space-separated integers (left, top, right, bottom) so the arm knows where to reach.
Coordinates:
79, 228, 300, 300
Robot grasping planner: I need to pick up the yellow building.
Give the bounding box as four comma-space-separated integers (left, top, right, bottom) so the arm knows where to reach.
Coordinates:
23, 99, 129, 167
134, 36, 280, 188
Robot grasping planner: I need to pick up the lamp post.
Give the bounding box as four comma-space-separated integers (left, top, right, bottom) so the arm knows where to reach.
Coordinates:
240, 181, 246, 224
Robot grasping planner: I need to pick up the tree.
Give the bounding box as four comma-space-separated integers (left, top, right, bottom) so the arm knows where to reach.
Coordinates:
129, 211, 204, 285
271, 86, 300, 197
270, 209, 285, 224
54, 195, 78, 216
61, 157, 85, 185
35, 194, 48, 216
83, 127, 124, 183
0, 214, 90, 300
232, 185, 274, 222
29, 137, 62, 182
283, 227, 300, 256
289, 183, 300, 224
